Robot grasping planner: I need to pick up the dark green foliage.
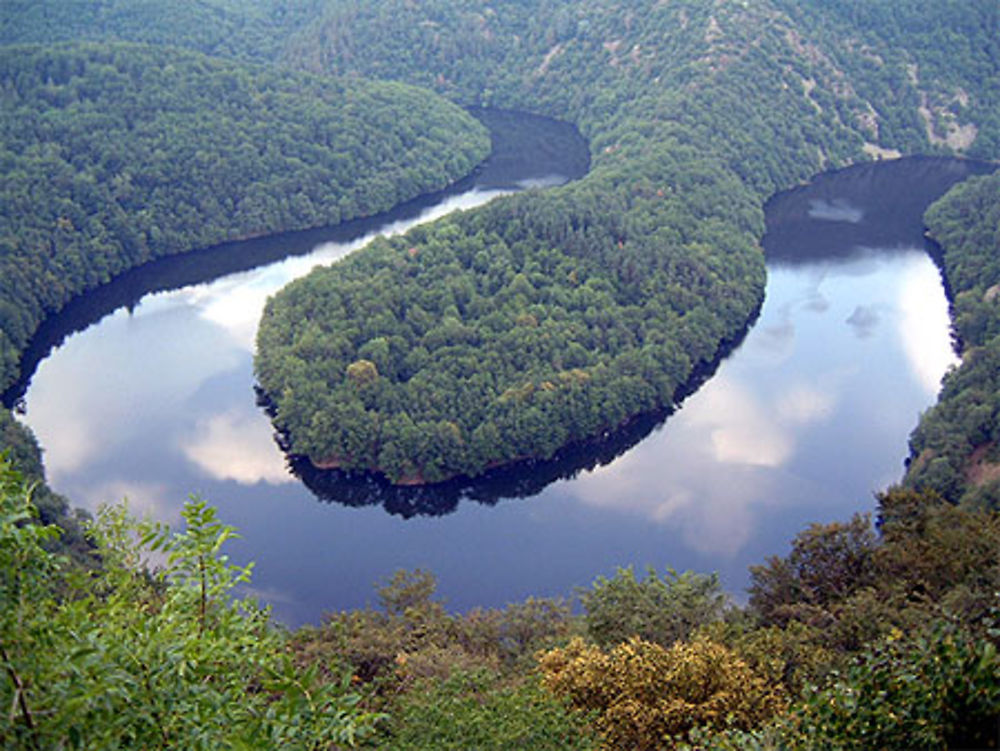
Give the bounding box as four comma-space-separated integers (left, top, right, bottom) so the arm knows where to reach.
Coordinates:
748, 515, 879, 635
0, 413, 93, 566
791, 621, 1000, 750
749, 489, 1000, 653
0, 42, 489, 395
926, 172, 1000, 314
692, 621, 1000, 750
876, 487, 1000, 630
579, 566, 726, 648
0, 0, 323, 62
0, 411, 43, 483
256, 159, 766, 482
907, 173, 1000, 508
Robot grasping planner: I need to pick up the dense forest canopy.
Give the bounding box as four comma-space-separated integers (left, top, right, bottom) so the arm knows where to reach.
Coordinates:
0, 42, 489, 399
0, 0, 322, 62
906, 172, 1000, 509
256, 0, 999, 483
256, 149, 766, 482
2, 1, 1000, 747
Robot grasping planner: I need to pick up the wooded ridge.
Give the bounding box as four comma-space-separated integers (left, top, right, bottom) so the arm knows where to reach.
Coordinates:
0, 42, 489, 399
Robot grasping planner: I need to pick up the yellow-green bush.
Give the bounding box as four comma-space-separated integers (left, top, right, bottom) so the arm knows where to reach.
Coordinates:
539, 636, 785, 750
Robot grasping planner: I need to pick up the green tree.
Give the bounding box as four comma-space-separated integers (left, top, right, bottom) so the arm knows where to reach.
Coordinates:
0, 456, 381, 749
748, 514, 878, 631
580, 566, 727, 648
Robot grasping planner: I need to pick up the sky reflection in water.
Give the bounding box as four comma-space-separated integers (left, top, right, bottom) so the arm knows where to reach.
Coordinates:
21, 175, 959, 625
563, 250, 954, 556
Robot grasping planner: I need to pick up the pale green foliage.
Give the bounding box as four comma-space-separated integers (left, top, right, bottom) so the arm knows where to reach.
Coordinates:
0, 457, 380, 750
378, 567, 438, 616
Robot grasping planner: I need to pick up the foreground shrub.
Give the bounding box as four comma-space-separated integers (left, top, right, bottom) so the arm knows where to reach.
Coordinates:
378, 670, 598, 750
538, 636, 784, 750
0, 456, 380, 750
791, 619, 1000, 750
296, 568, 574, 700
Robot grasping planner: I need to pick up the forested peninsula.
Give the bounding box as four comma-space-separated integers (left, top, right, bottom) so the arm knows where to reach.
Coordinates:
255, 0, 1000, 484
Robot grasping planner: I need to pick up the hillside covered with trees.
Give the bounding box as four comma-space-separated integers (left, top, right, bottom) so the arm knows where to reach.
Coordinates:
0, 42, 489, 400
906, 172, 1000, 509
0, 0, 322, 62
2, 1, 1000, 748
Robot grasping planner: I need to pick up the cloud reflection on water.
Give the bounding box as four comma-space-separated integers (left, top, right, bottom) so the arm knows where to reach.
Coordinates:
897, 258, 959, 394
79, 479, 178, 524
27, 304, 243, 479
695, 375, 794, 468
183, 409, 293, 486
846, 305, 881, 338
807, 198, 865, 223
566, 365, 839, 554
566, 434, 782, 555
776, 383, 836, 424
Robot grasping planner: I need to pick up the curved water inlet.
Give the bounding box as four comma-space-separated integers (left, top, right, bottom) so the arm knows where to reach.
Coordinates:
16, 136, 990, 624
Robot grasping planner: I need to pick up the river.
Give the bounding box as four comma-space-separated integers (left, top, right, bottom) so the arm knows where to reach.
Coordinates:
15, 113, 994, 624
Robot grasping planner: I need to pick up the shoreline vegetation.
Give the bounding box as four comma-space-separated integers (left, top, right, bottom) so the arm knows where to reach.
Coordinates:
0, 42, 490, 401
2, 1, 1000, 748
905, 171, 1000, 509
273, 297, 762, 489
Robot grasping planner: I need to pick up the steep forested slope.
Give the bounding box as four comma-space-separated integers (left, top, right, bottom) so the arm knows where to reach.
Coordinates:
0, 0, 318, 61
774, 0, 1000, 157
906, 173, 1000, 508
256, 0, 999, 484
0, 43, 489, 397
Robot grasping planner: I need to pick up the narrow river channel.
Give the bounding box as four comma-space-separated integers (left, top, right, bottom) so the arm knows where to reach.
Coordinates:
16, 112, 993, 624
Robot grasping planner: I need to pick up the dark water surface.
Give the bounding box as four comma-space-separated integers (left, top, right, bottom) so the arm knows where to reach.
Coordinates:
17, 117, 993, 623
